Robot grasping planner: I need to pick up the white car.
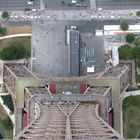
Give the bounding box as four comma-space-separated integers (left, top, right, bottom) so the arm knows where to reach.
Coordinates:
28, 1, 33, 4
32, 9, 36, 12
110, 16, 115, 19
72, 0, 77, 4
98, 8, 102, 11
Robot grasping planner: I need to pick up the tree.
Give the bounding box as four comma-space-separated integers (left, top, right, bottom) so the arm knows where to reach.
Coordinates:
132, 47, 140, 68
125, 33, 135, 43
0, 133, 3, 139
0, 27, 6, 35
61, 1, 65, 5
1, 95, 14, 114
132, 47, 140, 59
136, 11, 140, 17
118, 44, 133, 60
2, 11, 9, 19
134, 37, 140, 46
0, 44, 29, 60
120, 22, 129, 31
2, 117, 13, 130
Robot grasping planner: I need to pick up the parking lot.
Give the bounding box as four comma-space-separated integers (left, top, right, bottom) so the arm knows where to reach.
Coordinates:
96, 0, 140, 10
0, 0, 40, 11
43, 0, 90, 10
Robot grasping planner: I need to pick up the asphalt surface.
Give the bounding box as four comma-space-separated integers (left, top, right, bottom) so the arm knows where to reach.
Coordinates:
0, 0, 40, 11
81, 34, 105, 74
0, 0, 140, 11
2, 18, 137, 28
96, 0, 140, 10
43, 0, 90, 10
32, 20, 69, 76
0, 0, 89, 11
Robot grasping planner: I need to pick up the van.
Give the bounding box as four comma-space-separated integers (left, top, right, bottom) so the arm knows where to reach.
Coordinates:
98, 8, 102, 11
72, 0, 77, 4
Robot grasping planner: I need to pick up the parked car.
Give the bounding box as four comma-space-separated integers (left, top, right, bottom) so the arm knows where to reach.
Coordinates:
25, 8, 31, 11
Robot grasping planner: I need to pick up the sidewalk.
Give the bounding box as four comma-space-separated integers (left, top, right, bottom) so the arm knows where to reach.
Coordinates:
123, 90, 140, 99
7, 9, 139, 21
0, 33, 31, 40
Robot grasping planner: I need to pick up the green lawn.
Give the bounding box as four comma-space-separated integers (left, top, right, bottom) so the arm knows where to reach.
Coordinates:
123, 95, 140, 138
0, 120, 13, 139
0, 36, 31, 51
0, 123, 6, 138
0, 105, 13, 139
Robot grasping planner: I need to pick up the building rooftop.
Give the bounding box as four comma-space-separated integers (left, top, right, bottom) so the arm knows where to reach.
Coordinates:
68, 29, 80, 76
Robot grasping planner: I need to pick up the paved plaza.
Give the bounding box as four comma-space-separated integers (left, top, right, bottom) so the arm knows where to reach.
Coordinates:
32, 20, 105, 76
32, 20, 69, 76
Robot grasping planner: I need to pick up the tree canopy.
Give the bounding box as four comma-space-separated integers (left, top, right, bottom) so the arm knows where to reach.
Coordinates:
134, 37, 140, 46
0, 133, 3, 139
1, 95, 14, 114
125, 33, 135, 43
120, 22, 129, 31
136, 11, 140, 17
0, 44, 30, 60
118, 44, 133, 60
2, 11, 9, 19
2, 117, 13, 130
0, 27, 6, 35
119, 45, 140, 68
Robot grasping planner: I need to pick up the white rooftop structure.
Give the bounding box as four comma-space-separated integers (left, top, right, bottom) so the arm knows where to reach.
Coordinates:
95, 30, 103, 36
104, 25, 140, 35
87, 65, 95, 73
110, 46, 119, 67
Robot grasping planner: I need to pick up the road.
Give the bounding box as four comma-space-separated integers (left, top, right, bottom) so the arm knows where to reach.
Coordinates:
42, 0, 90, 10
96, 0, 140, 10
0, 0, 140, 11
0, 0, 40, 11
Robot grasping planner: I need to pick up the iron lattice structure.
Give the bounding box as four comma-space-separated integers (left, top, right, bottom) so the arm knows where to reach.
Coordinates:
15, 102, 122, 139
